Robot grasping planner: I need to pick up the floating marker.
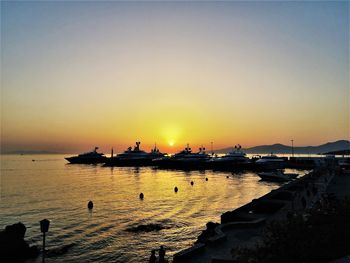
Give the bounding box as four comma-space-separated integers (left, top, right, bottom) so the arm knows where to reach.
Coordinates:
174, 186, 178, 193
139, 193, 144, 200
226, 176, 229, 178
190, 181, 194, 186
205, 178, 208, 181
88, 201, 93, 209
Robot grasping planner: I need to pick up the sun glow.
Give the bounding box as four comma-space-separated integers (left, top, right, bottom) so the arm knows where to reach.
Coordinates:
168, 141, 175, 147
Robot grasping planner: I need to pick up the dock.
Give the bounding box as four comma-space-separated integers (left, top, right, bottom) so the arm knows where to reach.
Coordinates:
173, 164, 348, 263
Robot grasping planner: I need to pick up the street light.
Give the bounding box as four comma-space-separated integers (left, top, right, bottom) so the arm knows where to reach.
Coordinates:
40, 219, 50, 263
291, 139, 294, 157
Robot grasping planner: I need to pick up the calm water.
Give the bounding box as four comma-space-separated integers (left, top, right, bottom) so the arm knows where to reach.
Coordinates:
0, 154, 306, 262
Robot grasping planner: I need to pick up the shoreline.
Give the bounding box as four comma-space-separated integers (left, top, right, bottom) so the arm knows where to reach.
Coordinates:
173, 164, 348, 263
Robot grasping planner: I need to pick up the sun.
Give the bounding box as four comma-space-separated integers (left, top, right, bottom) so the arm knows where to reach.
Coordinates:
168, 141, 175, 147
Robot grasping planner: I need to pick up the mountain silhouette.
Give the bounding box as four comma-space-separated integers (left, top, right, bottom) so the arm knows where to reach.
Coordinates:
216, 140, 350, 154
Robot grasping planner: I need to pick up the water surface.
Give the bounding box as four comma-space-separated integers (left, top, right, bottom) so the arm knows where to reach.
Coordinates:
0, 154, 305, 262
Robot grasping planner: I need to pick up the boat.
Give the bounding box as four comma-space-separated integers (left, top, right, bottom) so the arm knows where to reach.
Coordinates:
257, 170, 298, 182
65, 147, 107, 164
153, 144, 210, 169
207, 144, 251, 170
255, 153, 287, 169
104, 142, 165, 166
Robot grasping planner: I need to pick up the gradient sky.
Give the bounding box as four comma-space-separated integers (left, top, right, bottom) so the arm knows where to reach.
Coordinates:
1, 1, 349, 153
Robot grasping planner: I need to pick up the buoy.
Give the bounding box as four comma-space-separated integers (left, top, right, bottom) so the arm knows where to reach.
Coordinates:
205, 178, 208, 181
88, 200, 93, 209
139, 193, 144, 200
226, 176, 229, 178
174, 186, 178, 193
190, 181, 194, 186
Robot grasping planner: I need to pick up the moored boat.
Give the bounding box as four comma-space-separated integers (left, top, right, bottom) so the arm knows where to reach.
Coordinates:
207, 144, 251, 170
255, 153, 287, 169
65, 147, 107, 164
104, 142, 165, 166
258, 170, 298, 182
153, 144, 210, 169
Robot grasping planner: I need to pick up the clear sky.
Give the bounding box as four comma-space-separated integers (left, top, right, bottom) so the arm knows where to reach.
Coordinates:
1, 1, 349, 153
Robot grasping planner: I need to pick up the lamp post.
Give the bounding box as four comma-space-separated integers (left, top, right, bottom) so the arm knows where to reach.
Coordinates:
291, 139, 294, 157
40, 219, 50, 263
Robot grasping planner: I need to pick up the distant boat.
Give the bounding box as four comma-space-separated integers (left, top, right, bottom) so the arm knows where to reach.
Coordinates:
65, 147, 107, 164
104, 142, 165, 166
258, 170, 298, 182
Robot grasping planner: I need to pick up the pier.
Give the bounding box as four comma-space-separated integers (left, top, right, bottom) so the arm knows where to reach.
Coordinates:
173, 164, 348, 263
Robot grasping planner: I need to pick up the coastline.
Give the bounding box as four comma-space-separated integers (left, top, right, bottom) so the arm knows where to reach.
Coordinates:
174, 164, 348, 263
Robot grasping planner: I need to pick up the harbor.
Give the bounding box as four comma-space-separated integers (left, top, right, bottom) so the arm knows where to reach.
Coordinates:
173, 163, 350, 263
65, 142, 350, 172
64, 145, 350, 262
2, 1, 349, 262
0, 154, 291, 262
1, 149, 349, 262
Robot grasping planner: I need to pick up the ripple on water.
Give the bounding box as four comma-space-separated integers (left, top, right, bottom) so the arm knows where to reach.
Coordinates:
0, 155, 286, 263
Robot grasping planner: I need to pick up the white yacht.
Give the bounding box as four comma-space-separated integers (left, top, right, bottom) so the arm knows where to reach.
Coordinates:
209, 144, 249, 164
172, 145, 210, 162
153, 144, 210, 168
104, 142, 165, 166
65, 147, 107, 164
255, 153, 286, 169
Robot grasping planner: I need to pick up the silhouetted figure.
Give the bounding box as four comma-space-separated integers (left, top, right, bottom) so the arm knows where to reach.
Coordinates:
87, 201, 93, 209
174, 186, 178, 193
159, 245, 166, 263
149, 249, 156, 263
139, 193, 144, 200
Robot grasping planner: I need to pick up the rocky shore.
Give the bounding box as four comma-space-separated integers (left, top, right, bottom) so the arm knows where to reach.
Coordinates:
173, 164, 348, 263
0, 222, 39, 262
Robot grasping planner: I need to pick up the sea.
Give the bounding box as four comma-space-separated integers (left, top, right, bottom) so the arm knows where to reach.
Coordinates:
0, 154, 308, 262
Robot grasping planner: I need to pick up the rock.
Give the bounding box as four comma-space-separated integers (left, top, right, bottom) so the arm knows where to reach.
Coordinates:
0, 222, 39, 261
196, 221, 220, 243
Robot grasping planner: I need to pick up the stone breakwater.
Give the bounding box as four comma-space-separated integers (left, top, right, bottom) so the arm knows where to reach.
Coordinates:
173, 166, 337, 263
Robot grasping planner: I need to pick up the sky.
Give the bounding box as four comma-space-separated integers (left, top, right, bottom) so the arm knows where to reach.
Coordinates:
1, 1, 349, 153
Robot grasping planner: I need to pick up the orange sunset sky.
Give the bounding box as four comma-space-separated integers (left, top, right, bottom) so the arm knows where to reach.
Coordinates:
1, 1, 349, 153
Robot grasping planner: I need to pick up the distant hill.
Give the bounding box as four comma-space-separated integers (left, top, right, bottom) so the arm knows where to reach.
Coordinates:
2, 150, 63, 155
216, 140, 350, 154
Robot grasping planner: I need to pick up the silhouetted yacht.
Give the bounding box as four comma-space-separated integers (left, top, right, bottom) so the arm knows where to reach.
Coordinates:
104, 142, 165, 166
255, 153, 286, 169
207, 144, 251, 169
258, 170, 298, 182
65, 147, 107, 164
153, 144, 210, 169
